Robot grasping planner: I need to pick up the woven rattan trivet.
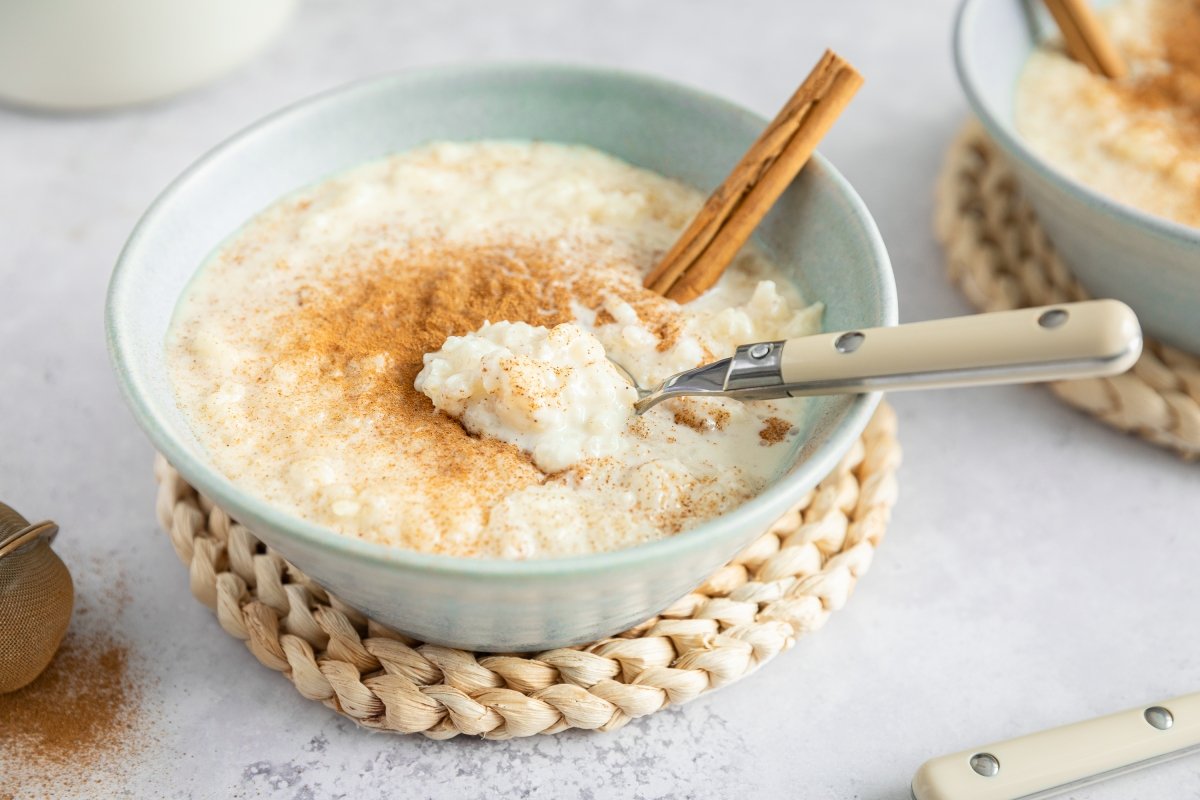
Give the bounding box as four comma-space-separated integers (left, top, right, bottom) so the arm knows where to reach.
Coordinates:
935, 122, 1200, 459
154, 404, 900, 739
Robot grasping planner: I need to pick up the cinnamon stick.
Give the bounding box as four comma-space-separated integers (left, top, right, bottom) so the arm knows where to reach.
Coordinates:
644, 49, 862, 303
1044, 0, 1127, 79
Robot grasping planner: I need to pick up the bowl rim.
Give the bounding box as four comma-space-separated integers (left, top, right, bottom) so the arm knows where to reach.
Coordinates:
106, 61, 896, 580
953, 0, 1200, 246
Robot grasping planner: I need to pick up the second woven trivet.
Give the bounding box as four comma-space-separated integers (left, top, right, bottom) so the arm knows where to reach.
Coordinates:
935, 122, 1200, 459
155, 404, 899, 739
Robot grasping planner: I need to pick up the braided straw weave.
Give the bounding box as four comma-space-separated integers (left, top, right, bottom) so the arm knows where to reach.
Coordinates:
935, 122, 1200, 459
154, 404, 900, 738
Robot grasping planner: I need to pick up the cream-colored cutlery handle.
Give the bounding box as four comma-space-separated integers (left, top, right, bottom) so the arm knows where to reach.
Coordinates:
638, 300, 1141, 414
776, 300, 1141, 394
911, 692, 1200, 800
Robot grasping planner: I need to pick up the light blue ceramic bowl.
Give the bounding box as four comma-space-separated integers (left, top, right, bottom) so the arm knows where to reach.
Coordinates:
955, 0, 1200, 353
106, 64, 895, 651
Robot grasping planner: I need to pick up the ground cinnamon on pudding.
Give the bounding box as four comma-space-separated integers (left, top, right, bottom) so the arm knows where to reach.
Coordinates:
593, 307, 618, 326
273, 243, 569, 554
1115, 0, 1200, 148
759, 416, 794, 444
672, 401, 731, 432
266, 239, 716, 555
1015, 0, 1200, 227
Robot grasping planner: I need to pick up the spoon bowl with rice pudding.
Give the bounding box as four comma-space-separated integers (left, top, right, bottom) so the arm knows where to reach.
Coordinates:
107, 64, 895, 651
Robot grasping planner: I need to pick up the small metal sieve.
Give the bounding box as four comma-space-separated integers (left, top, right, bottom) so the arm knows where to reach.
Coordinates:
0, 501, 73, 693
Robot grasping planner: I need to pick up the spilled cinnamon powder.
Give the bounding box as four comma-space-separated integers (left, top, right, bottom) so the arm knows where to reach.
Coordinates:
0, 552, 148, 799
0, 626, 145, 798
0, 634, 132, 761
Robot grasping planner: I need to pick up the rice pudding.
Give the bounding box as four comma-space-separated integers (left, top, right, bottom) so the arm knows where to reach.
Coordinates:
167, 142, 822, 558
1015, 0, 1200, 228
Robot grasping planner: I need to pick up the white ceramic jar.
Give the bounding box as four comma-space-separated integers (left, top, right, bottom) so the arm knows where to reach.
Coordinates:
0, 0, 295, 110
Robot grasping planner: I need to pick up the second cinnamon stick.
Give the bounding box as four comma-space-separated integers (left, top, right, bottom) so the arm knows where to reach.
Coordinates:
1044, 0, 1126, 79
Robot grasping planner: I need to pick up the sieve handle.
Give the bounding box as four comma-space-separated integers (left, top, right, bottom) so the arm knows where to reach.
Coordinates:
0, 520, 59, 559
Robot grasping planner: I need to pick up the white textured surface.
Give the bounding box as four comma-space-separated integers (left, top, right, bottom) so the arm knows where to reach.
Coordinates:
1, 1, 1197, 797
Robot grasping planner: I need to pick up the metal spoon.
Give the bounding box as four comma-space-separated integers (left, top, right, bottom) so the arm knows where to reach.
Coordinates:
613, 300, 1141, 415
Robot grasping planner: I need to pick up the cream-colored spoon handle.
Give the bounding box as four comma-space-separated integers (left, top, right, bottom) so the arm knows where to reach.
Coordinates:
910, 692, 1200, 800
640, 301, 1142, 414
776, 300, 1141, 394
